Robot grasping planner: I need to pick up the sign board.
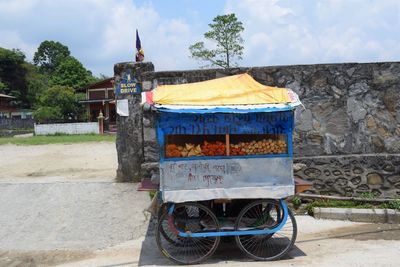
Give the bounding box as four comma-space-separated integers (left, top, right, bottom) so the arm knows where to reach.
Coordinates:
159, 111, 293, 135
160, 157, 294, 202
115, 71, 141, 95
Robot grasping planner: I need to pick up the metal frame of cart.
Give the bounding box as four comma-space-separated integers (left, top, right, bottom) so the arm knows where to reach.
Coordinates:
153, 105, 298, 264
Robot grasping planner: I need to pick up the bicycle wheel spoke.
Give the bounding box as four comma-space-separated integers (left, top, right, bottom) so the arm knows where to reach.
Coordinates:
156, 202, 220, 265
235, 199, 297, 261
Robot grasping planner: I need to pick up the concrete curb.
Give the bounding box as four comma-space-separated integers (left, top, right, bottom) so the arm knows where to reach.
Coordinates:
313, 207, 400, 224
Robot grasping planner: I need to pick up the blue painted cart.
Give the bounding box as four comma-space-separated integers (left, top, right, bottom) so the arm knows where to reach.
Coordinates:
154, 105, 298, 264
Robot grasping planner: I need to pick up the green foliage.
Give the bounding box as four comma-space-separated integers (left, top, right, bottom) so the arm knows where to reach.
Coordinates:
0, 47, 25, 66
0, 81, 7, 93
1, 41, 100, 113
380, 199, 400, 210
0, 134, 115, 146
23, 63, 49, 105
291, 196, 302, 207
50, 56, 95, 89
0, 47, 29, 107
306, 199, 373, 216
34, 106, 62, 121
0, 47, 52, 109
189, 13, 244, 69
33, 40, 70, 74
33, 41, 96, 90
359, 192, 379, 199
149, 191, 156, 200
33, 85, 85, 122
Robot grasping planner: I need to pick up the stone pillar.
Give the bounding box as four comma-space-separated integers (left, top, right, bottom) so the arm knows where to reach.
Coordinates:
114, 62, 154, 182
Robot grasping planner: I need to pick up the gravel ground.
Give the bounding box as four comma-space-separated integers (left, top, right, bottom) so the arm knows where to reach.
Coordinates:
0, 181, 151, 267
0, 182, 149, 251
55, 216, 400, 267
0, 143, 117, 181
1, 143, 400, 267
0, 142, 151, 266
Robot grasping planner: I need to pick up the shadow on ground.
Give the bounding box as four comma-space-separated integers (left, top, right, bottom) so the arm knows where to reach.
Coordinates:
137, 220, 306, 266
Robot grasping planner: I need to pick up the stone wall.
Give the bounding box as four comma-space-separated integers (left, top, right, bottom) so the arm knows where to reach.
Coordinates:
115, 61, 400, 197
34, 122, 99, 135
140, 62, 400, 157
294, 154, 400, 198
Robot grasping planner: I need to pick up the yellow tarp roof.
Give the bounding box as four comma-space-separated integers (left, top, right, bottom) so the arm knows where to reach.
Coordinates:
153, 73, 290, 106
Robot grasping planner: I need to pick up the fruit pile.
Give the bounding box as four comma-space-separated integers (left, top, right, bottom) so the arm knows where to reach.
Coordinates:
165, 139, 287, 158
166, 143, 203, 158
229, 146, 246, 156
165, 144, 181, 158
180, 143, 202, 157
230, 139, 287, 155
201, 141, 226, 156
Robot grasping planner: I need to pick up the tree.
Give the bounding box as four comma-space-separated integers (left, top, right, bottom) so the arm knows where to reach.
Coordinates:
1, 42, 99, 112
189, 14, 244, 69
50, 56, 96, 89
33, 41, 70, 74
24, 63, 48, 105
0, 48, 26, 92
34, 85, 86, 122
0, 48, 30, 107
0, 81, 7, 92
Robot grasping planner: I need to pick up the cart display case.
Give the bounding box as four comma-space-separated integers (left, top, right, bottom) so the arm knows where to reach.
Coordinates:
157, 110, 295, 203
142, 73, 302, 264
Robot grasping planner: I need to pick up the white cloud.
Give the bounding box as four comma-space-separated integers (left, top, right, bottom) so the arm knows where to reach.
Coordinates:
100, 0, 160, 58
0, 29, 37, 58
0, 0, 198, 75
225, 0, 400, 67
0, 0, 39, 17
100, 0, 195, 71
1, 0, 400, 75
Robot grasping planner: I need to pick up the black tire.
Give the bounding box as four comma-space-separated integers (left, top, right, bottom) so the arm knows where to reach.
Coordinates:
157, 204, 185, 246
156, 202, 220, 265
234, 199, 297, 261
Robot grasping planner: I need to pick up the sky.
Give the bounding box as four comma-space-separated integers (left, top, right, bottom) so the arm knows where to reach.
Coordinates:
1, 0, 400, 76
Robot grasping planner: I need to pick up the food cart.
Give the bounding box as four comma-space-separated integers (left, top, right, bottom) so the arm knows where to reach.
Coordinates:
142, 73, 302, 264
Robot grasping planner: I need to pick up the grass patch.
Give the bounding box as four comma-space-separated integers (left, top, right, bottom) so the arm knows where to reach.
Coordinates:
306, 198, 400, 216
306, 199, 373, 216
0, 134, 115, 145
380, 199, 400, 210
149, 191, 156, 200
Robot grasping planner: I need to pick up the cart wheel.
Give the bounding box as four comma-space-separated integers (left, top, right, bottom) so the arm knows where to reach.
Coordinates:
234, 199, 297, 261
157, 204, 185, 246
156, 202, 220, 265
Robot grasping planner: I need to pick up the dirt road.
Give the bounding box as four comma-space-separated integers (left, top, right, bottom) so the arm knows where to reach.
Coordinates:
0, 143, 117, 182
0, 142, 151, 266
0, 143, 399, 267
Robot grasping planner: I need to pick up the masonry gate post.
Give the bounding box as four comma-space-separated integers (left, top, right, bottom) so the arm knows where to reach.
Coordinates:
114, 62, 154, 182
